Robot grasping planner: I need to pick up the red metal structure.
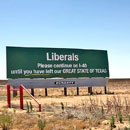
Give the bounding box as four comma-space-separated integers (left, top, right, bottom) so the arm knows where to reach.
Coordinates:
7, 84, 41, 112
7, 84, 11, 108
19, 84, 41, 112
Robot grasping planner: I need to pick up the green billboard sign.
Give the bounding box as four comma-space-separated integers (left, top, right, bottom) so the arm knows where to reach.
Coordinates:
6, 46, 109, 78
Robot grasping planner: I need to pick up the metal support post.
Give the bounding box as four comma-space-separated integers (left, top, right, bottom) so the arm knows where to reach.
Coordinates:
20, 85, 24, 109
31, 88, 34, 96
88, 87, 93, 95
45, 88, 48, 96
64, 87, 67, 96
104, 86, 107, 94
39, 104, 41, 112
7, 85, 11, 108
13, 89, 17, 97
77, 87, 79, 96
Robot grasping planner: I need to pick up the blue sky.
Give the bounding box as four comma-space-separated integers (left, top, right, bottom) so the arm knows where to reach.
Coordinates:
0, 0, 130, 79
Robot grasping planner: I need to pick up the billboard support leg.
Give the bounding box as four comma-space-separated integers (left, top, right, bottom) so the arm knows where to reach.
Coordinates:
31, 88, 34, 96
13, 88, 17, 97
7, 85, 11, 108
20, 85, 24, 109
88, 87, 93, 95
77, 87, 79, 96
64, 87, 67, 96
104, 86, 107, 94
45, 88, 48, 96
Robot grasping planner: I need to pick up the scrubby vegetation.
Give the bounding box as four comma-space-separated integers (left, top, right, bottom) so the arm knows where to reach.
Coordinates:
1, 83, 130, 129
0, 113, 12, 130
0, 95, 130, 130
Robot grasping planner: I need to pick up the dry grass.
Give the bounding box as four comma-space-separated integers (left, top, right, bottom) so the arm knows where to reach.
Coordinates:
1, 95, 130, 130
1, 79, 130, 129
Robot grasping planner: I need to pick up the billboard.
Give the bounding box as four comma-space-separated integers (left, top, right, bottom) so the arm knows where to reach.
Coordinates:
6, 46, 109, 79
8, 78, 108, 88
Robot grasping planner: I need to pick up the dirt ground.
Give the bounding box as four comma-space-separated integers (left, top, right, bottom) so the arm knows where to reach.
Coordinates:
0, 79, 130, 130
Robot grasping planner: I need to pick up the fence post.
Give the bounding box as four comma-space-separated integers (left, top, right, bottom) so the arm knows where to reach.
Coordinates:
20, 85, 24, 109
7, 84, 11, 108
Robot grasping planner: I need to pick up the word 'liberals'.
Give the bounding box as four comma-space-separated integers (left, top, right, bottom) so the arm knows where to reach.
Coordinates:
46, 52, 79, 61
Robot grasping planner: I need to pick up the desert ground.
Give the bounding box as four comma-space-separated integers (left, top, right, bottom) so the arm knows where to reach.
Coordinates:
0, 79, 130, 130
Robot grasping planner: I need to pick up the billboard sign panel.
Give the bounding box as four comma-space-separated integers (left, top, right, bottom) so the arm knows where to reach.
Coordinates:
8, 78, 108, 88
6, 46, 109, 79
